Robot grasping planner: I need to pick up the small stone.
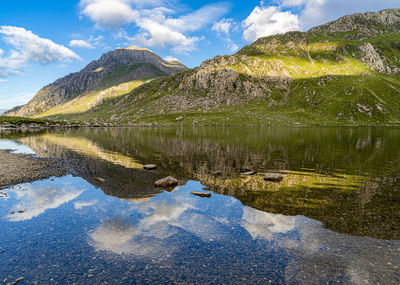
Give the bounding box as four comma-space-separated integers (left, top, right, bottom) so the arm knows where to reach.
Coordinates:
191, 192, 211, 198
154, 176, 178, 188
241, 171, 257, 176
264, 173, 283, 182
175, 116, 184, 122
14, 277, 24, 284
144, 164, 157, 170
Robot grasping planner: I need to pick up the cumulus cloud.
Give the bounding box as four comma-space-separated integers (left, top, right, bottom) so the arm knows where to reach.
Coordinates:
0, 26, 81, 76
69, 39, 94, 49
243, 5, 300, 42
80, 0, 139, 29
277, 0, 399, 30
212, 18, 234, 35
79, 0, 230, 54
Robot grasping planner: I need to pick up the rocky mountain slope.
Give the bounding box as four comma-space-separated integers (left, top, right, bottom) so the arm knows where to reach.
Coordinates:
5, 47, 187, 117
9, 8, 400, 126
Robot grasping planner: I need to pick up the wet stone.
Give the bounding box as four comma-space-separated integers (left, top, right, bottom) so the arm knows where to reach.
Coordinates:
144, 164, 157, 170
191, 192, 212, 198
154, 176, 178, 188
241, 171, 257, 176
264, 173, 283, 182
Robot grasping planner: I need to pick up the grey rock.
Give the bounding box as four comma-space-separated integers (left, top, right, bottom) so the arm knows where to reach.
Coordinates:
144, 164, 157, 170
264, 173, 283, 182
175, 116, 184, 122
154, 176, 178, 187
190, 192, 211, 198
241, 171, 257, 176
6, 47, 187, 117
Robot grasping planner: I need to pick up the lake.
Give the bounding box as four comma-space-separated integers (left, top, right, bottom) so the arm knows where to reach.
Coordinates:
0, 127, 399, 284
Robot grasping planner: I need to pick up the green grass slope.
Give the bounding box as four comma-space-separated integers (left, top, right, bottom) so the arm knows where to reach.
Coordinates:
42, 10, 400, 126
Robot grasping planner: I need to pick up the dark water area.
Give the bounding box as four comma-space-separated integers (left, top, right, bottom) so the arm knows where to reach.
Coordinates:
0, 127, 399, 284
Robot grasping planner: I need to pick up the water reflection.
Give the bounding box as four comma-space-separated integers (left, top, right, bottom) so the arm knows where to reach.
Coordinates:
0, 176, 399, 284
6, 126, 399, 239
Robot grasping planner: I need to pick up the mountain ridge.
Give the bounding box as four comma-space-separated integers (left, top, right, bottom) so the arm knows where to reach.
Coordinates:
6, 8, 400, 126
5, 47, 187, 117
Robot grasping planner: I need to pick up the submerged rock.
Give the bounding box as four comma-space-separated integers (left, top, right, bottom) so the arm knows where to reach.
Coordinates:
154, 176, 178, 187
144, 164, 157, 170
191, 192, 211, 198
241, 171, 257, 176
264, 173, 283, 182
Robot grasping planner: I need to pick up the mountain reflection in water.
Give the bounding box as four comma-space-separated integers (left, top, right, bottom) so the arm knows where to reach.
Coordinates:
0, 176, 399, 284
12, 126, 400, 240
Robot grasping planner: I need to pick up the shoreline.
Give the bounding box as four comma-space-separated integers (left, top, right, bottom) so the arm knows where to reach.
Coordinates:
0, 149, 69, 189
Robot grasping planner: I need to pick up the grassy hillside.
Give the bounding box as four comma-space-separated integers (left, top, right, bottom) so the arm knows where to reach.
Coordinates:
39, 11, 400, 126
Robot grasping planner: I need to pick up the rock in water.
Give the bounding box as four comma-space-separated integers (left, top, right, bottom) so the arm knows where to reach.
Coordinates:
191, 192, 211, 198
264, 173, 283, 182
154, 176, 178, 187
144, 164, 157, 170
241, 171, 257, 176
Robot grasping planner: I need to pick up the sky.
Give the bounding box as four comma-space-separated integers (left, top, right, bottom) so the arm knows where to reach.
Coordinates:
0, 0, 398, 110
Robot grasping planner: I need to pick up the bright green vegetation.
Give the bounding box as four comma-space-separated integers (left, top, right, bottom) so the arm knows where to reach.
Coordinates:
98, 63, 167, 89
38, 25, 400, 126
0, 116, 50, 125
37, 80, 148, 118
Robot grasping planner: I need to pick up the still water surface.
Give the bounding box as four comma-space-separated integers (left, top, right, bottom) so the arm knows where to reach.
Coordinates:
0, 127, 399, 284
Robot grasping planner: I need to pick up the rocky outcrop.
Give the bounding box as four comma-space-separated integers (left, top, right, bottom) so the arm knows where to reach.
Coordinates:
6, 47, 187, 117
310, 9, 400, 34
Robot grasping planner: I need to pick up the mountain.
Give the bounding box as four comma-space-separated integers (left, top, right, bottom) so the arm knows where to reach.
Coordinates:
8, 9, 400, 126
5, 46, 187, 117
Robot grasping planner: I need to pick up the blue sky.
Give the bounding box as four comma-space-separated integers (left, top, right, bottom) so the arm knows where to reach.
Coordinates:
0, 0, 398, 110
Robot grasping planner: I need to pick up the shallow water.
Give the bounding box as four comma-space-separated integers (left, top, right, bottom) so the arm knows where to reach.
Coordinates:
0, 127, 399, 284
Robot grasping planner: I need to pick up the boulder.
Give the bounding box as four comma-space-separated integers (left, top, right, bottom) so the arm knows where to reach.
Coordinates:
154, 176, 178, 187
264, 173, 283, 182
144, 164, 157, 170
191, 192, 211, 198
241, 171, 257, 176
175, 116, 184, 122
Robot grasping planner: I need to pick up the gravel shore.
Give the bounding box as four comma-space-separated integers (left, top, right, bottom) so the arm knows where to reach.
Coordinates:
0, 150, 68, 189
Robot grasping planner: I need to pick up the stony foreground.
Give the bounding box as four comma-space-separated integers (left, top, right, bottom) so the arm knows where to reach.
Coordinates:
0, 150, 67, 189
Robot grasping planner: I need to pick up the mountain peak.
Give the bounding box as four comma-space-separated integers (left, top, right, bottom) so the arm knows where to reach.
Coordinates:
115, 46, 155, 53
310, 8, 400, 34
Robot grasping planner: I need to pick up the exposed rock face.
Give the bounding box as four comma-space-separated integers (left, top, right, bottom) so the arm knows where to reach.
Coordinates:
6, 47, 187, 117
310, 9, 400, 34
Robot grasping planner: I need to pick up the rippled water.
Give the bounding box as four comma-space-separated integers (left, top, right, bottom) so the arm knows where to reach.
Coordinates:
0, 127, 399, 284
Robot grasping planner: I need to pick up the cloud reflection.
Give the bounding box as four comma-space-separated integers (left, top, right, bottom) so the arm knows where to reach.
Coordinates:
6, 177, 85, 221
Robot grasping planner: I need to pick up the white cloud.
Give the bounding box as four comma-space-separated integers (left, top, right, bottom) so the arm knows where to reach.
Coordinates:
69, 39, 94, 49
212, 18, 234, 35
0, 92, 35, 109
0, 26, 81, 76
243, 5, 300, 42
80, 0, 230, 54
277, 0, 399, 30
227, 40, 239, 52
80, 0, 139, 29
164, 55, 179, 61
